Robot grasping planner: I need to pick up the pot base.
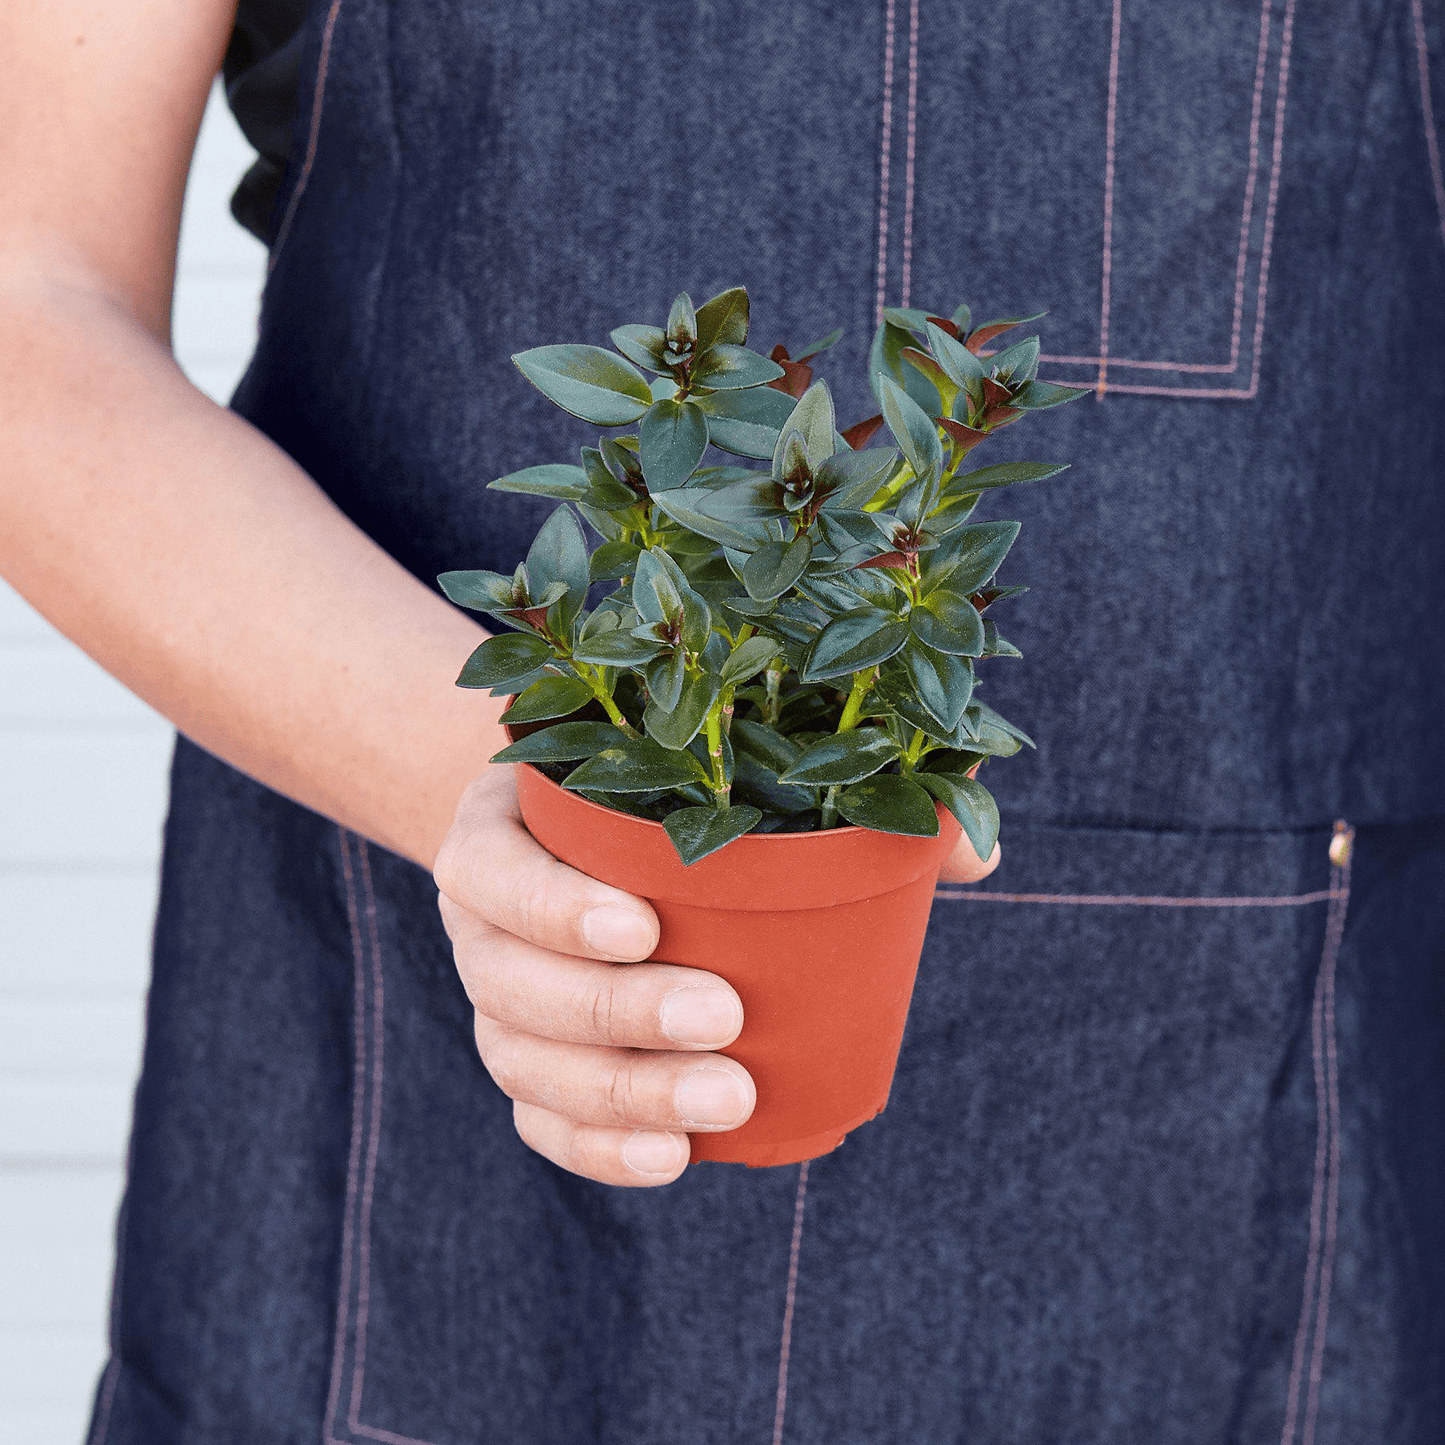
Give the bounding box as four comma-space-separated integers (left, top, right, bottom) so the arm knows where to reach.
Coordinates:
689, 1102, 885, 1168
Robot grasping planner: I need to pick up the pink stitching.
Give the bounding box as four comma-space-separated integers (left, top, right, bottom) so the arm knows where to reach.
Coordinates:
1412, 0, 1445, 251
770, 1160, 811, 1445
934, 887, 1341, 907
1281, 824, 1353, 1445
1096, 0, 1124, 397
269, 0, 345, 274
874, 0, 898, 329
1300, 827, 1351, 1445
899, 0, 921, 310
325, 828, 374, 1445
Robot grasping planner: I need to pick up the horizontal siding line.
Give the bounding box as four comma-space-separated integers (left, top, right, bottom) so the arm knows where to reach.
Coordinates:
0, 1155, 123, 1170
0, 861, 160, 877
0, 720, 169, 735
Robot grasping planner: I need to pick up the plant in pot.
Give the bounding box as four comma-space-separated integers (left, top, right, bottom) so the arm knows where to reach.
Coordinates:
439, 286, 1085, 1167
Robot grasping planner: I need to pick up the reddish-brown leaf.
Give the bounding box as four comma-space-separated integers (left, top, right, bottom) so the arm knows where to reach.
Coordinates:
938, 417, 988, 457
841, 413, 885, 449
965, 320, 1028, 353
981, 377, 1014, 409
768, 356, 814, 399
859, 550, 909, 570
926, 315, 960, 339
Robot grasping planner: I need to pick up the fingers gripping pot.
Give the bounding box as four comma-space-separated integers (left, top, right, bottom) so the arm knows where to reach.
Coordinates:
513, 757, 960, 1167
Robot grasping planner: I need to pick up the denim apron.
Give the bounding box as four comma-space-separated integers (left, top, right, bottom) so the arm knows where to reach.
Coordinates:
89, 2, 1445, 1441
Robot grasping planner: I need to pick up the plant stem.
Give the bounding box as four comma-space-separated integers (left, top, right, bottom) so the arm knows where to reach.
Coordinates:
836, 666, 878, 733
901, 727, 926, 773
578, 664, 639, 737
763, 665, 784, 724
820, 784, 841, 829
704, 701, 729, 808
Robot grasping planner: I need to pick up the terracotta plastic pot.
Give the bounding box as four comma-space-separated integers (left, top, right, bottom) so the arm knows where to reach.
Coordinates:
512, 759, 961, 1167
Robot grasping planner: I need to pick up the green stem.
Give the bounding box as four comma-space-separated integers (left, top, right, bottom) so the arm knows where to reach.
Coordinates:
820, 784, 842, 829
763, 666, 784, 724
578, 663, 639, 737
836, 666, 878, 733
901, 727, 927, 774
704, 701, 729, 808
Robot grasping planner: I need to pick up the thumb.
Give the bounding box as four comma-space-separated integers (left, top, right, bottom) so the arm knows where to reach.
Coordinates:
938, 836, 1001, 885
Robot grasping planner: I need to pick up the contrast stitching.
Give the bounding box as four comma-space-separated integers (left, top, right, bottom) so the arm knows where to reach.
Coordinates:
1096, 0, 1124, 397
874, 0, 899, 328
268, 0, 345, 274
1411, 0, 1445, 252
1281, 824, 1353, 1445
934, 887, 1341, 907
770, 1160, 811, 1445
324, 827, 373, 1445
899, 0, 922, 310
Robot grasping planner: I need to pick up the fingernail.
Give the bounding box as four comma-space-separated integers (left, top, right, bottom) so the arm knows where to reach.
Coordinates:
582, 905, 654, 959
675, 1067, 750, 1128
660, 986, 743, 1046
623, 1130, 686, 1176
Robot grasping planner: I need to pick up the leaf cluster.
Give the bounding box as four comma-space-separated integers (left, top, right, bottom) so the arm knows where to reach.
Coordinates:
439, 288, 1085, 864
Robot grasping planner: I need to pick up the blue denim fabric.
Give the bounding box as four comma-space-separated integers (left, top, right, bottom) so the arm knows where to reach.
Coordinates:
89, 1, 1445, 1441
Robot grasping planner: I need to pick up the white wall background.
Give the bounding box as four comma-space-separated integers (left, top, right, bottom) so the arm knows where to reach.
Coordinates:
0, 85, 268, 1445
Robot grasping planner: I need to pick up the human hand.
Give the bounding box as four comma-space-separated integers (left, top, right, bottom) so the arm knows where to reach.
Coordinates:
434, 767, 755, 1187
938, 834, 1002, 884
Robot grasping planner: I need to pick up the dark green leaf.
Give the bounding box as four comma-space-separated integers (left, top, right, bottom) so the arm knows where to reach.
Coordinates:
982, 620, 1022, 658
879, 374, 943, 483
437, 569, 515, 612
500, 674, 594, 724
667, 293, 698, 345
490, 721, 627, 764
971, 700, 1036, 749
589, 540, 642, 582
456, 632, 553, 689
916, 773, 999, 859
1012, 379, 1090, 410
632, 549, 684, 625
692, 344, 785, 391
870, 318, 941, 416
639, 398, 709, 492
953, 461, 1068, 491
649, 485, 776, 550
742, 534, 812, 602
924, 520, 1020, 595
487, 463, 591, 500
645, 671, 721, 749
732, 752, 816, 815
525, 506, 590, 620
791, 327, 843, 362
720, 633, 784, 686
694, 286, 750, 349
802, 606, 910, 680
899, 640, 974, 729
779, 727, 901, 786
925, 322, 986, 388
643, 648, 686, 712
910, 591, 985, 656
836, 774, 940, 836
609, 324, 668, 373
662, 805, 763, 865
773, 382, 836, 472
693, 386, 796, 458
817, 447, 897, 509
513, 344, 652, 425
990, 335, 1039, 383
730, 717, 801, 771
564, 737, 707, 792
572, 627, 662, 667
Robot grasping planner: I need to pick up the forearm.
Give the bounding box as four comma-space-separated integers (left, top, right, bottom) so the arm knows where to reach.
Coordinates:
0, 266, 500, 869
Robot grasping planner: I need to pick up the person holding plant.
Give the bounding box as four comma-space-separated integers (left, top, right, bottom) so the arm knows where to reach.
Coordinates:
2, 2, 1442, 1444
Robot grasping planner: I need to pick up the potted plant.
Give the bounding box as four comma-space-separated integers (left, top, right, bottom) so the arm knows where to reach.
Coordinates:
439, 286, 1085, 1166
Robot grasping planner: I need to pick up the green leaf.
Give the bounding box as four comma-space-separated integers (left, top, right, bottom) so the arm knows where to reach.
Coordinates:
456, 632, 554, 689
971, 700, 1036, 749
694, 286, 750, 349
513, 344, 652, 425
870, 318, 941, 416
982, 620, 1023, 658
564, 737, 708, 792
500, 674, 594, 724
719, 633, 784, 687
953, 461, 1068, 492
639, 398, 709, 492
742, 534, 812, 602
925, 321, 986, 389
667, 293, 698, 345
924, 520, 1020, 595
773, 381, 836, 473
879, 374, 943, 484
791, 327, 842, 362
778, 727, 901, 786
836, 774, 940, 836
490, 721, 627, 764
916, 773, 999, 860
609, 324, 668, 373
910, 591, 985, 657
802, 606, 910, 680
817, 447, 897, 509
1012, 379, 1090, 410
572, 627, 662, 667
643, 648, 686, 712
732, 753, 816, 815
692, 344, 785, 391
487, 463, 591, 500
662, 805, 763, 865
589, 540, 642, 582
965, 313, 1046, 351
899, 640, 974, 729
525, 506, 590, 622
632, 549, 684, 625
437, 569, 515, 612
990, 335, 1039, 384
693, 386, 796, 458
730, 717, 802, 771
644, 671, 721, 749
